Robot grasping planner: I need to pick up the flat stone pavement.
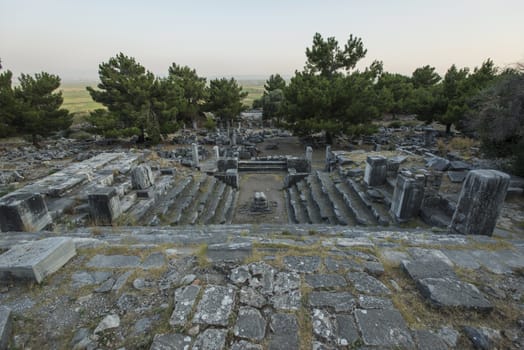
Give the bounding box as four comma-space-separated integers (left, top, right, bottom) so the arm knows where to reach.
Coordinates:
0, 224, 523, 349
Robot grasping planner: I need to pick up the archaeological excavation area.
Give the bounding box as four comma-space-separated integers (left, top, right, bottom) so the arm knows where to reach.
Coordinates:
0, 128, 523, 349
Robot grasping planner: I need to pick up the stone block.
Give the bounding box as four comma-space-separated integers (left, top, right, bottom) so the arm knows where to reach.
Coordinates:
0, 237, 76, 283
0, 192, 52, 232
390, 170, 425, 222
287, 157, 310, 173
217, 157, 239, 172
215, 169, 239, 188
426, 156, 450, 171
131, 165, 155, 189
450, 169, 510, 236
88, 187, 122, 225
0, 306, 11, 350
364, 156, 387, 186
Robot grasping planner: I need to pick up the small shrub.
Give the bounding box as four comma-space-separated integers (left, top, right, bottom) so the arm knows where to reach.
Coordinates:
388, 121, 402, 128
449, 137, 476, 152
203, 116, 216, 131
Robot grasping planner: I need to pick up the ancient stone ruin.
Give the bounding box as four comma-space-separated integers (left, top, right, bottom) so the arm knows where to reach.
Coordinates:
0, 126, 523, 349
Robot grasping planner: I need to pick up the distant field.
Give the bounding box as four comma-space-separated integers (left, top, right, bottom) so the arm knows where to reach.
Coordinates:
60, 83, 103, 115
60, 80, 265, 116
240, 80, 265, 107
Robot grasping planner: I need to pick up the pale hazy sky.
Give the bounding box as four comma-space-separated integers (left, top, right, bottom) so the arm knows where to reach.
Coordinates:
1, 0, 523, 81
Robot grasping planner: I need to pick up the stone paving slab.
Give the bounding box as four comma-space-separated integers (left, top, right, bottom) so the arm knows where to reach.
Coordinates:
86, 254, 141, 269
233, 306, 266, 341
442, 249, 482, 269
357, 295, 394, 309
283, 255, 321, 273
268, 313, 299, 350
413, 329, 449, 350
193, 328, 227, 350
193, 285, 236, 326
347, 272, 391, 295
335, 314, 360, 347
355, 308, 415, 348
401, 259, 457, 280
305, 274, 348, 289
309, 291, 356, 312
417, 277, 493, 311
231, 340, 263, 350
149, 333, 191, 350
324, 256, 363, 272
169, 285, 201, 326
0, 237, 75, 283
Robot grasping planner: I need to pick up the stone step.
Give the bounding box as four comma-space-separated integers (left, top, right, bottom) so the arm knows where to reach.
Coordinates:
296, 180, 323, 224
158, 176, 194, 217
188, 176, 219, 225
283, 189, 295, 224
306, 174, 337, 224
120, 192, 138, 214
238, 160, 287, 172
333, 175, 378, 226
224, 189, 238, 225
287, 185, 308, 224
214, 185, 234, 225
170, 175, 207, 225
316, 171, 356, 226
213, 186, 233, 224
180, 176, 217, 225
347, 179, 390, 226
201, 181, 227, 224
125, 176, 174, 223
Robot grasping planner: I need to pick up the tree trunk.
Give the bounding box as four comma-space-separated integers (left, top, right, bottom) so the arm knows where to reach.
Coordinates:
445, 123, 452, 134
325, 131, 333, 145
138, 127, 145, 143
32, 134, 40, 148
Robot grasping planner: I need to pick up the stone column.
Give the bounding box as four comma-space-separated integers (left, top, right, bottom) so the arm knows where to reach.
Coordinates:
0, 192, 52, 232
192, 143, 199, 168
305, 146, 313, 163
88, 187, 122, 226
305, 146, 313, 173
325, 145, 332, 171
424, 127, 435, 147
449, 169, 510, 236
213, 145, 220, 160
390, 170, 425, 222
364, 156, 387, 186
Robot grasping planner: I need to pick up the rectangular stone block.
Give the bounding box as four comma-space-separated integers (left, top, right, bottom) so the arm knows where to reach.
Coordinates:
88, 187, 122, 225
0, 192, 52, 232
0, 306, 11, 350
450, 169, 510, 236
390, 170, 425, 222
217, 158, 239, 172
287, 157, 310, 173
0, 237, 76, 283
364, 156, 387, 186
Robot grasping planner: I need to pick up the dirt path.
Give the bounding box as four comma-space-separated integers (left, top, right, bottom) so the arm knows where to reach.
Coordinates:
232, 173, 288, 224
